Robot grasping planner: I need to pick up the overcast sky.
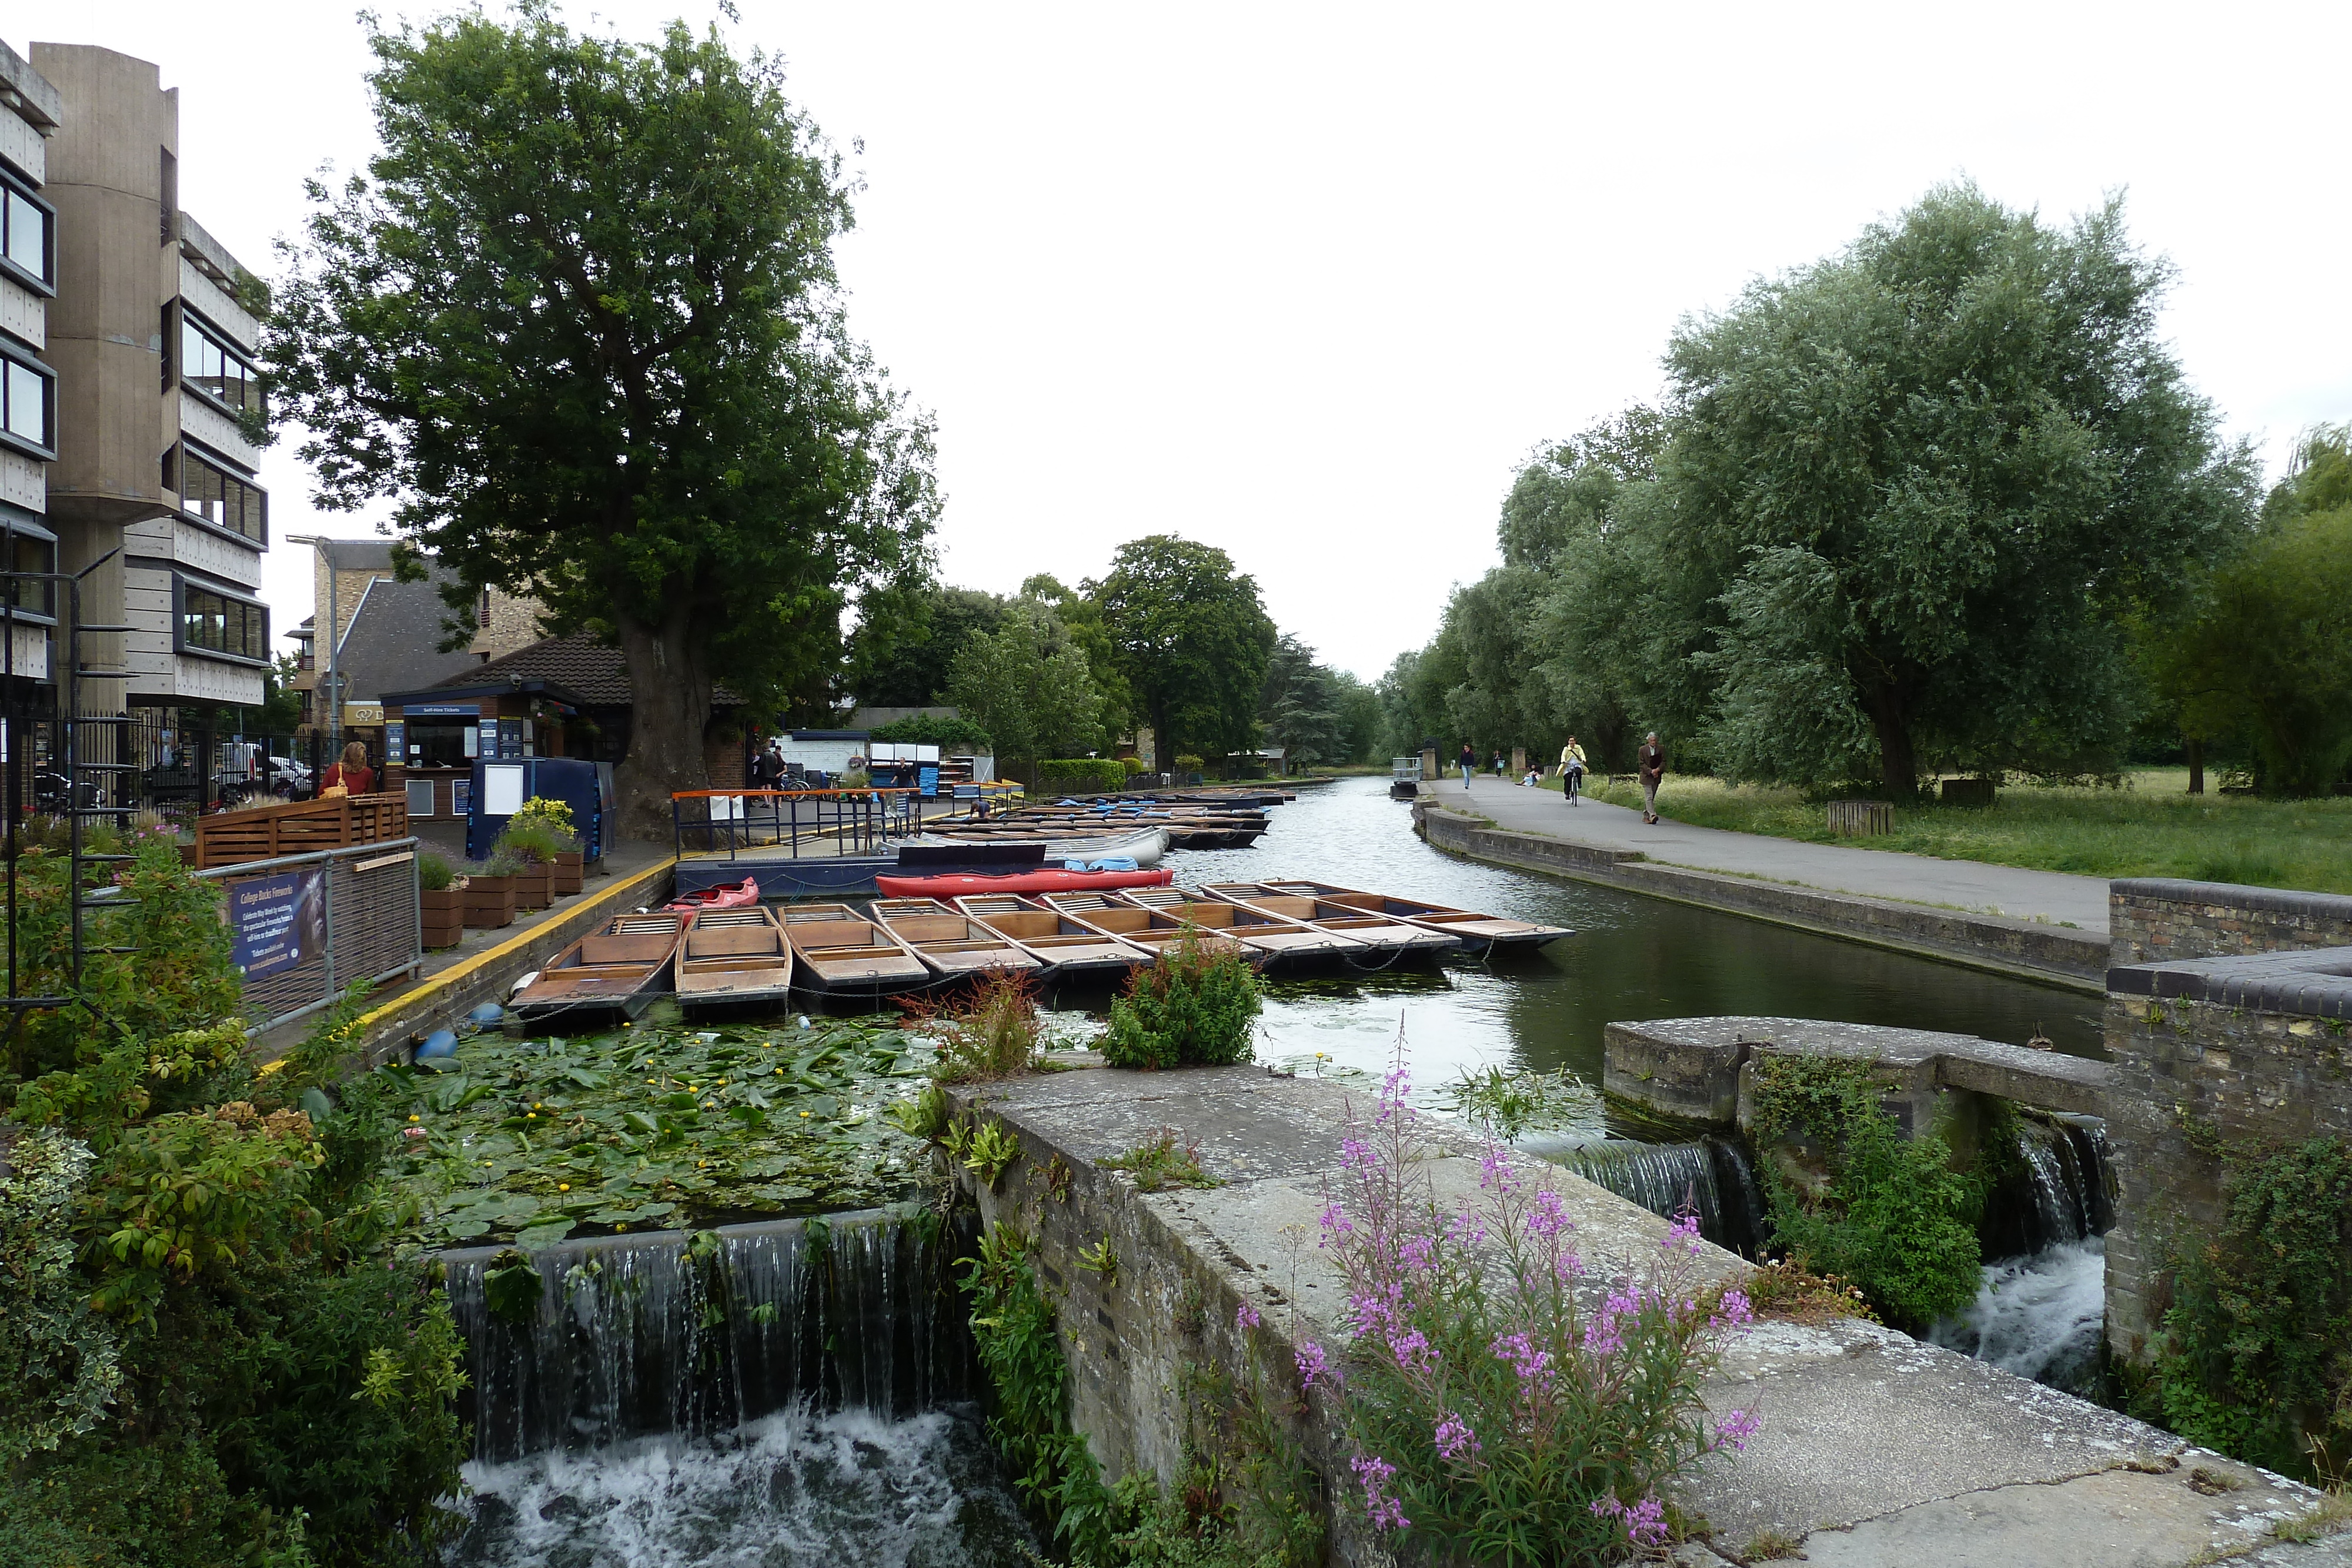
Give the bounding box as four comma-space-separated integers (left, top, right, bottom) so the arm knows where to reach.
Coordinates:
18, 3, 2352, 682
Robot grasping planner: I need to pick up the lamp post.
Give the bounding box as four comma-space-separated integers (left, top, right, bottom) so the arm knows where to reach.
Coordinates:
284, 536, 340, 763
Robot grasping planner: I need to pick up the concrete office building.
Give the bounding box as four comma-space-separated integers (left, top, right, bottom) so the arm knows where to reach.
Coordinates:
0, 41, 61, 711
31, 41, 270, 740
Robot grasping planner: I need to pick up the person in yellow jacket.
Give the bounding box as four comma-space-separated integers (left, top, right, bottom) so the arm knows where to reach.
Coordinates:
1558, 737, 1588, 805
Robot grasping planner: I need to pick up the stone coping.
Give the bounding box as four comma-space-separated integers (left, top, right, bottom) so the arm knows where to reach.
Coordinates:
2107, 945, 2352, 1019
2112, 878, 2352, 924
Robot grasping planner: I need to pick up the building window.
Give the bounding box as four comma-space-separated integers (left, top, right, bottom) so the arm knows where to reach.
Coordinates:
0, 172, 52, 293
0, 350, 52, 456
179, 312, 262, 418
175, 580, 268, 663
176, 446, 266, 543
0, 519, 55, 621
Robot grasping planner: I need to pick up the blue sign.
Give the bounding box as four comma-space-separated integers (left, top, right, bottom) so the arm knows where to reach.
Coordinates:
918, 764, 940, 797
405, 703, 480, 717
227, 869, 323, 980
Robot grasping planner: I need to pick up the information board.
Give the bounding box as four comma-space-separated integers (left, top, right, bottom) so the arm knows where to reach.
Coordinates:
227, 870, 324, 980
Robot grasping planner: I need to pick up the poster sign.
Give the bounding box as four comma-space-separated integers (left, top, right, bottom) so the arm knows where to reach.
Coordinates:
228, 870, 324, 980
918, 764, 940, 797
453, 779, 472, 815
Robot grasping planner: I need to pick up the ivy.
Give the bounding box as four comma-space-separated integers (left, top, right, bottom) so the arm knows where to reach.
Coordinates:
2150, 1135, 2352, 1484
1747, 1055, 1985, 1332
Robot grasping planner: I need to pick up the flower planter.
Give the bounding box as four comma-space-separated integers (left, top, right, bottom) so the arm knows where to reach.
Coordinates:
514, 861, 553, 912
553, 850, 584, 897
463, 875, 516, 929
421, 882, 466, 948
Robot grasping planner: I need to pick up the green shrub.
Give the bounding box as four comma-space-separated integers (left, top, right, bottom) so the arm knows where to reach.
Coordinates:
1747, 1055, 1984, 1331
414, 851, 455, 892
1102, 933, 1261, 1070
2150, 1134, 2352, 1483
492, 815, 562, 865
870, 712, 994, 751
904, 969, 1043, 1082
1121, 755, 1150, 777
1034, 758, 1128, 794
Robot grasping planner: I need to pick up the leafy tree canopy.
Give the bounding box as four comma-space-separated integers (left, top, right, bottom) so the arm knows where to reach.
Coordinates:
944, 604, 1104, 765
1088, 536, 1275, 770
847, 586, 1007, 709
269, 6, 938, 834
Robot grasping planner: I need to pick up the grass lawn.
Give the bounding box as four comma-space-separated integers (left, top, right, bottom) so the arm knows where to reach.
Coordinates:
1569, 769, 2352, 894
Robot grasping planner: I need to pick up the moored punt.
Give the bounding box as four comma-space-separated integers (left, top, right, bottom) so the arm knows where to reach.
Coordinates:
777, 902, 933, 995
951, 894, 1154, 979
1037, 891, 1246, 957
1111, 888, 1366, 965
1198, 882, 1462, 957
672, 906, 794, 1009
1245, 881, 1571, 954
871, 898, 1047, 982
512, 912, 687, 1021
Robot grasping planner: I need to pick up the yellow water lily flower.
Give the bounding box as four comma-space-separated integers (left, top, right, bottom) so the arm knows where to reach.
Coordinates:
558, 1183, 570, 1192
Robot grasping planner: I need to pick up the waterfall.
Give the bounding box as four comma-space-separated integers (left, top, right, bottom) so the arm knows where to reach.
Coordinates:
1978, 1113, 2116, 1261
1517, 1134, 1765, 1256
441, 1207, 979, 1463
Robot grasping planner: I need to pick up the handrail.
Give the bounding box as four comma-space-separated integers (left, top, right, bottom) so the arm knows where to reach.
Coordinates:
669, 787, 921, 801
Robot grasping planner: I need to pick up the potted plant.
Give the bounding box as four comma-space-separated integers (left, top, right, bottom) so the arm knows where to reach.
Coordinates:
462, 854, 518, 929
510, 797, 586, 896
418, 851, 466, 948
495, 818, 562, 911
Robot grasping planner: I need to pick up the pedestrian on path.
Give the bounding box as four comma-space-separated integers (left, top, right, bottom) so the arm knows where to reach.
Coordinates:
1559, 735, 1588, 805
1638, 732, 1666, 824
1459, 742, 1475, 788
1491, 748, 1505, 777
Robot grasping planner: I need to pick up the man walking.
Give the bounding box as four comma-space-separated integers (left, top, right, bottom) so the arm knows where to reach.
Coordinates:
1638, 731, 1666, 824
1458, 741, 1475, 789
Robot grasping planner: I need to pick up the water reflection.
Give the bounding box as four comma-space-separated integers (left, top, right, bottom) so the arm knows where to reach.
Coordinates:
1170, 777, 2103, 1099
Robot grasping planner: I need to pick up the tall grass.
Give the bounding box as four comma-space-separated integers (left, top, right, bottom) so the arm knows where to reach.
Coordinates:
1585, 770, 2352, 894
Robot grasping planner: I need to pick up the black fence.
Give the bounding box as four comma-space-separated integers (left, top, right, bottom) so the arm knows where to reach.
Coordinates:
11, 718, 326, 821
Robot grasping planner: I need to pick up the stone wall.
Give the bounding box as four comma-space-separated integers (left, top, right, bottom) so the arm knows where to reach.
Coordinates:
2109, 878, 2352, 967
2101, 947, 2352, 1361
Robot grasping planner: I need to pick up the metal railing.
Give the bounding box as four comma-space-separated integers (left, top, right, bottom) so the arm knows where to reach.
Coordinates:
199, 837, 425, 1035
671, 788, 924, 861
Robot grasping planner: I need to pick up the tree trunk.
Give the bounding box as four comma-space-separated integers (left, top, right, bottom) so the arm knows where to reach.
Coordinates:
616, 606, 714, 841
1150, 700, 1173, 774
2186, 736, 2204, 795
1860, 684, 1919, 800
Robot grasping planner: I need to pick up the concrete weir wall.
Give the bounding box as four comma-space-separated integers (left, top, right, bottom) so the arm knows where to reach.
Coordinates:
1414, 800, 2107, 989
941, 1059, 2324, 1566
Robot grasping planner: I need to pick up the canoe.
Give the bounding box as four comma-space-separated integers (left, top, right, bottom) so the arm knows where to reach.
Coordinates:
666, 876, 760, 912
512, 912, 687, 1021
1112, 888, 1365, 965
900, 825, 1169, 868
776, 902, 933, 995
952, 894, 1153, 979
1200, 882, 1463, 957
1037, 891, 1248, 957
871, 898, 1047, 981
1245, 880, 1571, 954
673, 905, 794, 1008
872, 868, 1174, 898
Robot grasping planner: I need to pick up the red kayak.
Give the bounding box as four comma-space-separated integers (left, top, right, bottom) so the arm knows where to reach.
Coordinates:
666, 877, 759, 911
873, 868, 1174, 898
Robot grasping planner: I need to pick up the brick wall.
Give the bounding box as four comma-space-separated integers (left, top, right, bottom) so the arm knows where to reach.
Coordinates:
2102, 952, 2352, 1362
467, 587, 543, 661
2109, 878, 2352, 967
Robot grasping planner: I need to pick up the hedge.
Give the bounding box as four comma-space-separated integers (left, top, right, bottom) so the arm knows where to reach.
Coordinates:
1034, 759, 1128, 794
868, 713, 994, 751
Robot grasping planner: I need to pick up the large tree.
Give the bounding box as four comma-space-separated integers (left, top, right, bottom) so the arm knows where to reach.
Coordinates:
270, 9, 938, 835
1665, 184, 2254, 794
1088, 537, 1274, 771
944, 604, 1105, 767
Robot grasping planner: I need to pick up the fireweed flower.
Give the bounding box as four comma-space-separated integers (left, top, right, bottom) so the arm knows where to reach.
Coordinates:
1663, 1214, 1705, 1254
1714, 1408, 1762, 1451
1526, 1188, 1573, 1239
1591, 1493, 1669, 1547
1713, 1288, 1755, 1330
1351, 1453, 1409, 1533
1295, 1341, 1329, 1389
1389, 1328, 1440, 1377
1340, 1136, 1378, 1172
1478, 1144, 1519, 1194
1489, 1331, 1553, 1395
1398, 1235, 1435, 1274
1433, 1411, 1482, 1463
1445, 1209, 1487, 1247
1236, 1301, 1262, 1331
1318, 1201, 1354, 1242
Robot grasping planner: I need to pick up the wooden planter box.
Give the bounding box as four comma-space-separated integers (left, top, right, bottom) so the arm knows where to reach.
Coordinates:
421, 883, 465, 948
513, 861, 553, 912
463, 875, 516, 929
553, 850, 584, 897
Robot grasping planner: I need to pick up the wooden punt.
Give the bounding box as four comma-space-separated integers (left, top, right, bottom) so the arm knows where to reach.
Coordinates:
1112, 888, 1365, 964
871, 898, 1047, 981
951, 893, 1154, 980
1244, 881, 1571, 954
1038, 891, 1245, 957
672, 906, 794, 1009
512, 912, 687, 1020
776, 902, 933, 995
1199, 882, 1463, 957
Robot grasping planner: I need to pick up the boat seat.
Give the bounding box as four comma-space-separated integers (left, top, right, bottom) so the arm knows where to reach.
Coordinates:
579, 934, 677, 964
688, 927, 779, 958
786, 920, 878, 948
892, 915, 974, 942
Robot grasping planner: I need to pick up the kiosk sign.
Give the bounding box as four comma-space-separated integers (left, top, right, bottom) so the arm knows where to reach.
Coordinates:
228, 870, 325, 979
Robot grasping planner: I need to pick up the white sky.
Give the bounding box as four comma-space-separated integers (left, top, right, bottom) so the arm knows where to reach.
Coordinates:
18, 3, 2352, 682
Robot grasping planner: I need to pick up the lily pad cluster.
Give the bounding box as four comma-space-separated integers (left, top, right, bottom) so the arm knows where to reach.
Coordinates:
375, 1016, 934, 1249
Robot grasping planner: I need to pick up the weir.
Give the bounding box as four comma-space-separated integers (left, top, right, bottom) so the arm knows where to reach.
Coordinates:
440, 1208, 977, 1463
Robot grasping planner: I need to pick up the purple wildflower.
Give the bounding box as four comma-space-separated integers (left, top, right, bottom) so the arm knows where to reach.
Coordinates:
1352, 1453, 1409, 1533
1398, 1234, 1434, 1273
1663, 1213, 1704, 1254
1591, 1493, 1669, 1547
1433, 1411, 1482, 1463
1714, 1407, 1761, 1451
1341, 1136, 1378, 1172
1389, 1328, 1439, 1377
1318, 1201, 1354, 1242
1489, 1330, 1554, 1395
1478, 1144, 1519, 1195
1527, 1187, 1573, 1239
1236, 1301, 1262, 1332
1445, 1209, 1487, 1247
1295, 1340, 1329, 1389
1713, 1288, 1755, 1329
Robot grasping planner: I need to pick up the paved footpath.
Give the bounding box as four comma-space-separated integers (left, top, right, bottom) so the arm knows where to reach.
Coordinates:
1441, 773, 2113, 935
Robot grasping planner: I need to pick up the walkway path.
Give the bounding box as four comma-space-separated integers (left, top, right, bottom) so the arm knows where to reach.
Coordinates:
1439, 773, 2112, 934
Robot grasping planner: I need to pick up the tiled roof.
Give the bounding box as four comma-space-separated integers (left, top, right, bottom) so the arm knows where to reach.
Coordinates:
335, 567, 480, 701
424, 631, 744, 707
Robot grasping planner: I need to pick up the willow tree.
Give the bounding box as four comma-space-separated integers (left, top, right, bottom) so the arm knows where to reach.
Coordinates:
271, 8, 937, 834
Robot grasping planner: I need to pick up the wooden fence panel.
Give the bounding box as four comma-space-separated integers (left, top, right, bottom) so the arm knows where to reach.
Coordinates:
195, 793, 410, 870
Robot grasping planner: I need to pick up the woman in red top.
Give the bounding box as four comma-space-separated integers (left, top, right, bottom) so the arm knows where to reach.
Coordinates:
322, 741, 375, 797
